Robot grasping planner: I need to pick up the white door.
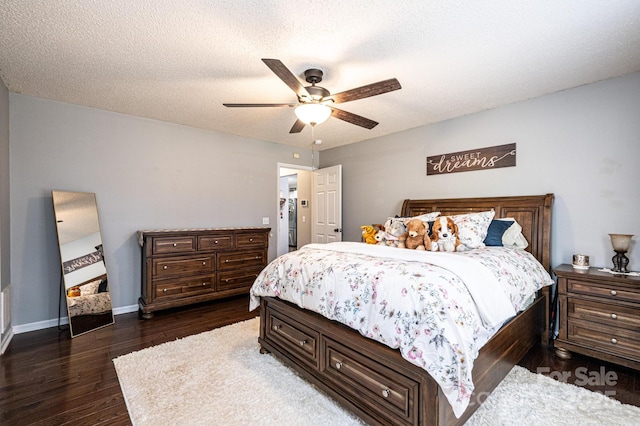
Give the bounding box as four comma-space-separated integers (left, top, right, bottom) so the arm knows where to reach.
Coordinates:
312, 165, 342, 243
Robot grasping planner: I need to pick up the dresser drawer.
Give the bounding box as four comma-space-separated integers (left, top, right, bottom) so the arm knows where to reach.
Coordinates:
152, 256, 214, 278
154, 276, 215, 300
198, 235, 233, 251
264, 309, 319, 369
217, 249, 266, 271
236, 232, 268, 248
323, 337, 419, 425
152, 236, 196, 255
568, 319, 640, 361
217, 267, 262, 292
568, 297, 640, 330
568, 279, 640, 304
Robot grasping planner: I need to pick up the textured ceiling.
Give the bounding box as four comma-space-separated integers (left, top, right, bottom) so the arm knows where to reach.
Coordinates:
1, 1, 639, 151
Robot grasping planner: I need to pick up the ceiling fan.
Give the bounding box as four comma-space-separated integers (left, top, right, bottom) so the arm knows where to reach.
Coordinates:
223, 58, 401, 133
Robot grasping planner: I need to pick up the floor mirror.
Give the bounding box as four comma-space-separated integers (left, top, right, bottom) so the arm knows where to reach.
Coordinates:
52, 190, 114, 337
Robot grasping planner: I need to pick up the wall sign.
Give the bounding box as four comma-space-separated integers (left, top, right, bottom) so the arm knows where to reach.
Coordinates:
426, 143, 516, 176
62, 250, 103, 275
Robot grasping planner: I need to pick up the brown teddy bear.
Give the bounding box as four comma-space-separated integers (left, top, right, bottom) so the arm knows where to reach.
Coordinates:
398, 219, 432, 250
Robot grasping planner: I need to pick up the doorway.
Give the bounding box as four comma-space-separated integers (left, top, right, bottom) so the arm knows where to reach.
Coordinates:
277, 164, 312, 258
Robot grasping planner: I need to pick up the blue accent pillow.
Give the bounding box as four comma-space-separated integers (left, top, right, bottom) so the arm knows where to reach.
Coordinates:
483, 220, 514, 246
427, 220, 434, 235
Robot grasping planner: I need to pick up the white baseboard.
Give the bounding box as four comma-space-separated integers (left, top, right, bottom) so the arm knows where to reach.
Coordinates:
113, 304, 139, 316
11, 303, 139, 335
1, 285, 10, 334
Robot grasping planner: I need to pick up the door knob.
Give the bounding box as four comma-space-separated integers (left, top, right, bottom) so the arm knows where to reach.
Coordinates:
333, 228, 343, 233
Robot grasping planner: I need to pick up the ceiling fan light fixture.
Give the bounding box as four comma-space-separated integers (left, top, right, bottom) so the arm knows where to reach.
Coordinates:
294, 103, 331, 126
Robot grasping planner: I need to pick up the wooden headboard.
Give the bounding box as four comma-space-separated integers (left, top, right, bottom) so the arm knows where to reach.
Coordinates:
401, 194, 554, 271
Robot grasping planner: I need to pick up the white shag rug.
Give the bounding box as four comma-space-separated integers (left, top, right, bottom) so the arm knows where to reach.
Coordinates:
113, 318, 640, 426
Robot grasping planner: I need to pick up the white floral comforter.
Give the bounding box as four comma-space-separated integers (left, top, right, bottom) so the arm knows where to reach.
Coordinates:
249, 242, 553, 418
67, 292, 112, 317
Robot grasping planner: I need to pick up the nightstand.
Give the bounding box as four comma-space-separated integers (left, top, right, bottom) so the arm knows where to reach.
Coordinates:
554, 264, 640, 370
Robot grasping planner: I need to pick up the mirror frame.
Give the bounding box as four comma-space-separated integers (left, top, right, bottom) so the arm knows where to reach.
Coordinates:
52, 190, 114, 337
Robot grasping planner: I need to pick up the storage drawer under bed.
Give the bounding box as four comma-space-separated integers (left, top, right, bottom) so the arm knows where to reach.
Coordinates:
323, 337, 420, 425
263, 309, 319, 370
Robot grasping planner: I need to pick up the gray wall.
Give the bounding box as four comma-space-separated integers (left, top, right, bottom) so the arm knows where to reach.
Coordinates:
0, 78, 10, 339
8, 72, 640, 329
321, 72, 640, 271
295, 170, 312, 249
9, 95, 312, 327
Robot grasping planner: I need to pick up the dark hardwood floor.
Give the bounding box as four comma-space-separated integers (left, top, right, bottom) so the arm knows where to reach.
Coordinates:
1, 295, 639, 425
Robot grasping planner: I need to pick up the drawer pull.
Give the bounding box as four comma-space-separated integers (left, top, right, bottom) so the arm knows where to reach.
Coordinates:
214, 240, 219, 244
272, 324, 281, 331
202, 261, 206, 265
611, 338, 618, 344
610, 290, 617, 296
381, 388, 391, 398
202, 282, 207, 286
249, 238, 254, 242
336, 362, 343, 370
611, 313, 618, 319
163, 288, 167, 292
163, 265, 168, 270
299, 339, 307, 346
225, 256, 261, 263
173, 243, 177, 247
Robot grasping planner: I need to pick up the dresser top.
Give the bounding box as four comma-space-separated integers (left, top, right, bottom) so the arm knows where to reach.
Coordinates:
554, 263, 640, 283
137, 227, 271, 246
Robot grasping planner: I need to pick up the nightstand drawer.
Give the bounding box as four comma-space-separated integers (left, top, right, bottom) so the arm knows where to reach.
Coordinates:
568, 279, 640, 303
568, 319, 640, 361
568, 297, 640, 330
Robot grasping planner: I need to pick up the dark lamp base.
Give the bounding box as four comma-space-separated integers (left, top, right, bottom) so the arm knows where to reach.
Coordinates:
612, 251, 630, 273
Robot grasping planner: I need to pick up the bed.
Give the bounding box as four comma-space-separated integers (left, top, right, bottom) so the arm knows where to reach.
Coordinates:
250, 194, 553, 426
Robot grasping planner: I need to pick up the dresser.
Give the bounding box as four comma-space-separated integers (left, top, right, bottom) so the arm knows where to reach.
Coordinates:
138, 227, 270, 318
554, 264, 640, 370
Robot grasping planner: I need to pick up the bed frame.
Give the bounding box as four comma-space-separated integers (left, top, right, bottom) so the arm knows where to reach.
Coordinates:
258, 194, 553, 426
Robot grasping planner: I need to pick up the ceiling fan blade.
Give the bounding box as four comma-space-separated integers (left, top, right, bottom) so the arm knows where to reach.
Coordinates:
329, 78, 401, 104
330, 108, 378, 129
262, 59, 310, 98
289, 119, 306, 134
223, 103, 297, 107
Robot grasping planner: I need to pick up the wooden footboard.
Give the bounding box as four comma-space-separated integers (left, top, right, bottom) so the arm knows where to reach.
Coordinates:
259, 289, 546, 426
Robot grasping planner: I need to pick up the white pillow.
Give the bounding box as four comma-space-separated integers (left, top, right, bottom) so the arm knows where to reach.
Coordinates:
499, 219, 529, 249
450, 210, 495, 249
79, 280, 101, 296
411, 211, 441, 222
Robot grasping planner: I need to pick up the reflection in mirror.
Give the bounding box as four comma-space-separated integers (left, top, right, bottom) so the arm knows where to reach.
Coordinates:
52, 191, 114, 337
